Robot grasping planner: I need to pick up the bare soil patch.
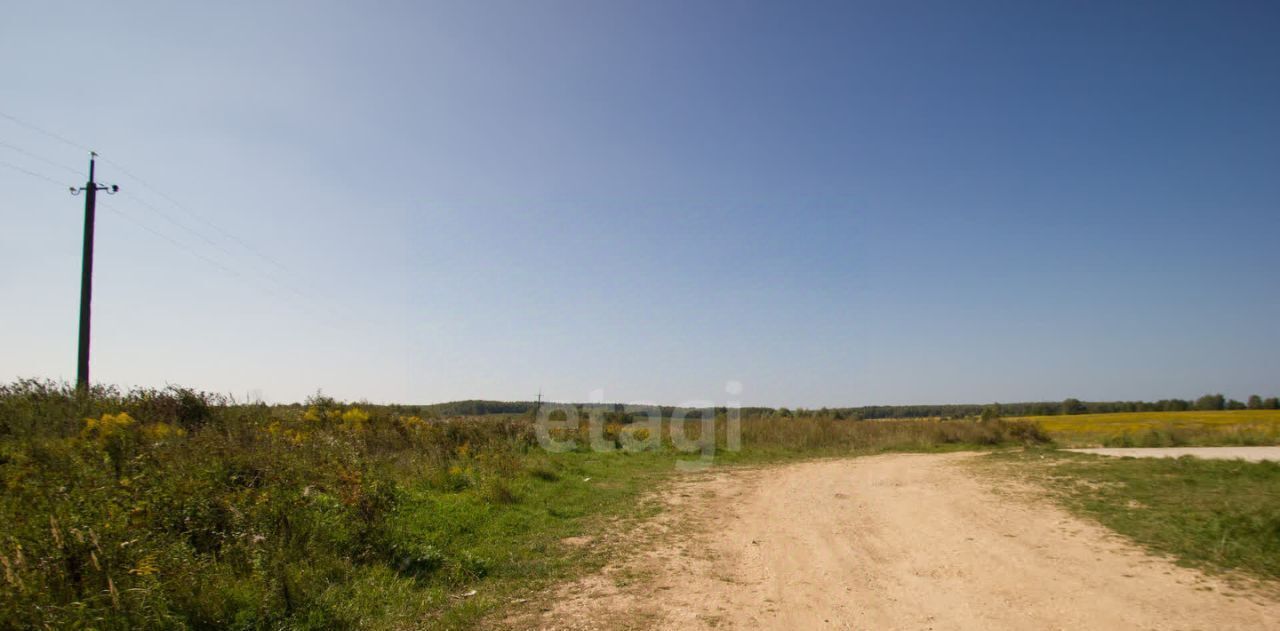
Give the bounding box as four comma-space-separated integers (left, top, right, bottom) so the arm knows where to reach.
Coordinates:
1066, 446, 1280, 462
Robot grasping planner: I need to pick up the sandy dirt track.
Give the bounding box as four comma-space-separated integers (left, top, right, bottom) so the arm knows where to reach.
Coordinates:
508, 452, 1280, 630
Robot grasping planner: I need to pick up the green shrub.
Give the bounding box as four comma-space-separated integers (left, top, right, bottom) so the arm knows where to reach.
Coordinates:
0, 380, 538, 629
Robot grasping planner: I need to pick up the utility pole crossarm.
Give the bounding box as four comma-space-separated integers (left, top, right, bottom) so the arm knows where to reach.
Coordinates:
70, 152, 119, 392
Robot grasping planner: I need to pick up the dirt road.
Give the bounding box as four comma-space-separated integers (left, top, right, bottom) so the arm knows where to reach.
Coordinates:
510, 452, 1280, 630
1066, 446, 1280, 462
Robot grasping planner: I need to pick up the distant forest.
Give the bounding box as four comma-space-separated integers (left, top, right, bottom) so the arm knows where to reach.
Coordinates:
370, 393, 1280, 421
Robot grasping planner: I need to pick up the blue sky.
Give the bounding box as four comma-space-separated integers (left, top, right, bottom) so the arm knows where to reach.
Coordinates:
2, 1, 1278, 407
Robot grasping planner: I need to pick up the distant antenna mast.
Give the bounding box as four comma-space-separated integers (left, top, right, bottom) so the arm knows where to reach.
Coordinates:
69, 152, 119, 392
536, 389, 543, 416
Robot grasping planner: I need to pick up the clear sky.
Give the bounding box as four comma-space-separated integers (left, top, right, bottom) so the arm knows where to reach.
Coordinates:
2, 1, 1278, 407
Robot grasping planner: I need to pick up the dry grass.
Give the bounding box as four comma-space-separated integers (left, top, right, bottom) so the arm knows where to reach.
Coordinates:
732, 415, 1048, 458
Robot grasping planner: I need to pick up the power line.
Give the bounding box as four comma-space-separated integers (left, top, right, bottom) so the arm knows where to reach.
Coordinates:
0, 111, 92, 153
0, 141, 83, 177
99, 196, 348, 327
111, 190, 343, 318
119, 189, 251, 264
1, 154, 348, 330
1, 155, 245, 271
78, 161, 324, 309
93, 163, 354, 325
96, 154, 297, 276
0, 112, 353, 324
1, 110, 296, 277
99, 200, 251, 281
98, 199, 347, 329
0, 159, 73, 187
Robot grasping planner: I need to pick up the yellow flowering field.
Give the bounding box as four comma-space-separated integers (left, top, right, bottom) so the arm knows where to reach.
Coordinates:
1012, 410, 1280, 446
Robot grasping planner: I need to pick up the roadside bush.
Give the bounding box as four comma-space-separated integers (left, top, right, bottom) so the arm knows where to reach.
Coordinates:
0, 380, 535, 629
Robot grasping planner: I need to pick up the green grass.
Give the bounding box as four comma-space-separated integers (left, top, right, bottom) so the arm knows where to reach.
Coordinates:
390, 450, 675, 629
986, 450, 1280, 580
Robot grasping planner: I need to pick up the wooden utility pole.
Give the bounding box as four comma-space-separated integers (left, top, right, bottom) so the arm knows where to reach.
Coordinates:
70, 152, 118, 391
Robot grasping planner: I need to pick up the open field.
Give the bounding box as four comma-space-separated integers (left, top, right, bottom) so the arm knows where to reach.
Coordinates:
8, 379, 1280, 629
0, 381, 1046, 630
508, 452, 1280, 630
1013, 409, 1280, 447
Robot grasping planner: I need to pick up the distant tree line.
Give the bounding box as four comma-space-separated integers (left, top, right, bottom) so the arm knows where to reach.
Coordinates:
394, 399, 536, 417
838, 393, 1280, 420
371, 393, 1280, 421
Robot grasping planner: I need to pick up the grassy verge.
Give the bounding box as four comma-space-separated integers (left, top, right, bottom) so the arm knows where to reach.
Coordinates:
985, 450, 1280, 580
386, 449, 678, 629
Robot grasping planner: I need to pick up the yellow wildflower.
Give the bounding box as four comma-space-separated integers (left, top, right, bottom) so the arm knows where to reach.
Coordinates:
140, 423, 186, 442
401, 415, 427, 430
340, 407, 370, 433
129, 554, 159, 577
82, 412, 135, 441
